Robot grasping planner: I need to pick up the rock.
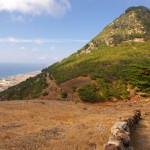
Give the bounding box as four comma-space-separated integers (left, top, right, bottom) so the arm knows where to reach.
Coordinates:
140, 93, 150, 97
111, 122, 127, 130
111, 122, 129, 135
104, 110, 141, 150
108, 135, 122, 146
115, 133, 131, 146
104, 144, 123, 150
125, 146, 133, 150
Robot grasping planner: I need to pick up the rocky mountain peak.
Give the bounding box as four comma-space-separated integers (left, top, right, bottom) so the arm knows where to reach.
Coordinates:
80, 6, 150, 53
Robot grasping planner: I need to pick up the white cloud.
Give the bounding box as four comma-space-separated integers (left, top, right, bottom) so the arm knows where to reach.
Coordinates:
38, 54, 49, 61
32, 47, 41, 51
0, 37, 89, 44
38, 55, 60, 62
11, 15, 25, 22
0, 37, 48, 44
0, 0, 71, 17
19, 46, 27, 50
51, 56, 59, 61
50, 46, 56, 50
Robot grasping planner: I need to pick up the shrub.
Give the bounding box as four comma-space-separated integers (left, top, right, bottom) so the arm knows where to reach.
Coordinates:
42, 91, 49, 96
71, 85, 77, 92
97, 79, 129, 100
118, 80, 129, 99
61, 91, 68, 98
127, 65, 150, 93
78, 83, 98, 103
112, 34, 124, 45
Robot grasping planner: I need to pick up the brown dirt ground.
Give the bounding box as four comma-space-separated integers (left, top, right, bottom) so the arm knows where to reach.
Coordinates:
0, 98, 150, 150
130, 99, 150, 150
41, 77, 93, 101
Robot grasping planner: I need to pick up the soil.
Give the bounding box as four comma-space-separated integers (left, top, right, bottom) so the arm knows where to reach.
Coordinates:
0, 98, 149, 150
41, 77, 93, 101
130, 99, 150, 150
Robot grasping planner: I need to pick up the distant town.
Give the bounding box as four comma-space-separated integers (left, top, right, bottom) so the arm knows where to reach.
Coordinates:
0, 71, 40, 92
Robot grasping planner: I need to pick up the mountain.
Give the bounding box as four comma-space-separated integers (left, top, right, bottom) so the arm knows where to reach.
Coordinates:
80, 6, 150, 53
0, 6, 150, 102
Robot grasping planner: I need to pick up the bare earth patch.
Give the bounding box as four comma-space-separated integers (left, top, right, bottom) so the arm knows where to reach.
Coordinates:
131, 101, 150, 150
0, 99, 149, 150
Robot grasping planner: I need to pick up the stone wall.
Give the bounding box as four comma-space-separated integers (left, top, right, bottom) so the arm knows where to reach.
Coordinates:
104, 109, 141, 150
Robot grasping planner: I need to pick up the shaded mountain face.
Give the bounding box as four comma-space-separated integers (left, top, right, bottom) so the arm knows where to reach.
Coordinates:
0, 6, 150, 101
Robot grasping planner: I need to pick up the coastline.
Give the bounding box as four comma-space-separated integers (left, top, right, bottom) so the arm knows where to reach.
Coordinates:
0, 71, 41, 92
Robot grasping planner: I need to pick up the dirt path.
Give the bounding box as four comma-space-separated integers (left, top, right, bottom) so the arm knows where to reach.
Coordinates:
131, 102, 150, 150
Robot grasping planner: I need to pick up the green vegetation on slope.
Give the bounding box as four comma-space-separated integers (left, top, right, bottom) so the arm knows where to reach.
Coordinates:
0, 42, 149, 101
0, 73, 48, 100
47, 42, 150, 84
45, 42, 150, 101
127, 64, 150, 93
78, 83, 98, 103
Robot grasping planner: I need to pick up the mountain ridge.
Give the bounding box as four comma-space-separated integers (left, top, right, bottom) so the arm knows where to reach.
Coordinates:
0, 6, 150, 101
80, 6, 150, 54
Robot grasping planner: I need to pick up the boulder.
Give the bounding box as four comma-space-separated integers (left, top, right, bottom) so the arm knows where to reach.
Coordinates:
104, 144, 123, 150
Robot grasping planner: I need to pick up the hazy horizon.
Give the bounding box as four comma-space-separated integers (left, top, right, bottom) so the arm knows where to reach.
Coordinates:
0, 63, 47, 78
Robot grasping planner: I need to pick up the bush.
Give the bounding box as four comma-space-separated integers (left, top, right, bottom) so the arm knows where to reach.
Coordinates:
42, 91, 49, 96
112, 34, 124, 45
61, 91, 68, 98
78, 83, 98, 103
127, 65, 150, 93
97, 79, 129, 100
71, 85, 77, 92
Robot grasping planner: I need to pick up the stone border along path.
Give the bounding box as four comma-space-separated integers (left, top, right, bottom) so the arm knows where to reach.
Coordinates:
104, 109, 141, 150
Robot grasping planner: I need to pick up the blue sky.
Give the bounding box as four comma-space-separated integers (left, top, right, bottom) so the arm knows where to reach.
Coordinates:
0, 0, 149, 65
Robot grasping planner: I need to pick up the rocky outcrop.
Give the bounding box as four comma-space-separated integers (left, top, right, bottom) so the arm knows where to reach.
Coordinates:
104, 110, 141, 150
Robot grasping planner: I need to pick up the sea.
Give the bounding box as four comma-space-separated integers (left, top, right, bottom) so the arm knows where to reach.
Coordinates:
0, 63, 47, 78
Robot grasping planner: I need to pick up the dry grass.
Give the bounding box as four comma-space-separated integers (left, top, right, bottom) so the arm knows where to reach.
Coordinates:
0, 98, 149, 150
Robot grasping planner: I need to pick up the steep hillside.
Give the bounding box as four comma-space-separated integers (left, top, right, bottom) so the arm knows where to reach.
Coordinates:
0, 6, 150, 101
80, 6, 150, 53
